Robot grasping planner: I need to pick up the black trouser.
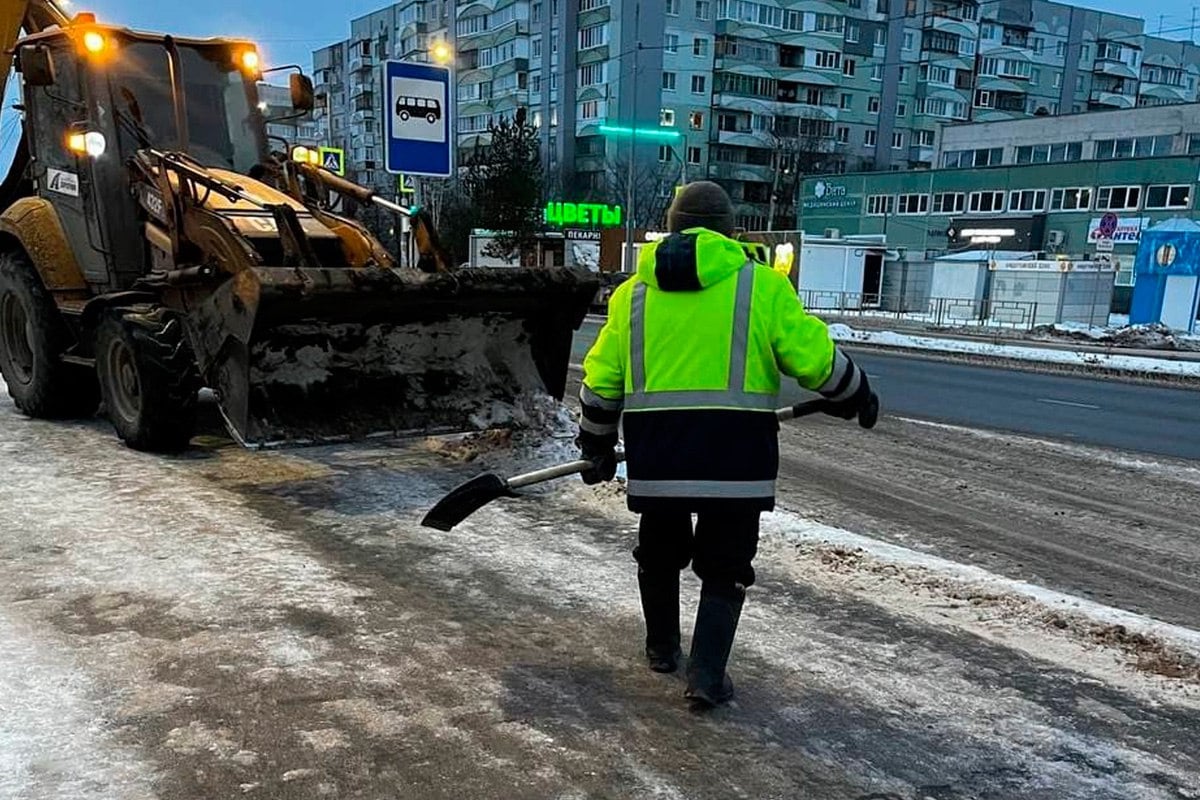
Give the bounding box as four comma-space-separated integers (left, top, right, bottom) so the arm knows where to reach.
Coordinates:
633, 509, 761, 590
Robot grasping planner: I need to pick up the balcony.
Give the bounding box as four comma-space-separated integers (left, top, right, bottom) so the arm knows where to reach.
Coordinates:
1089, 90, 1137, 110
1140, 82, 1190, 104
1094, 61, 1139, 82
349, 53, 375, 74
707, 161, 773, 182
926, 13, 978, 40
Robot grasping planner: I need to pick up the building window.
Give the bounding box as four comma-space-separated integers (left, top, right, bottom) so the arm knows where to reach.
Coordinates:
693, 37, 708, 56
815, 51, 841, 69
1093, 135, 1174, 159
840, 93, 852, 109
846, 22, 860, 43
897, 194, 928, 214
903, 31, 914, 50
870, 64, 883, 81
1188, 134, 1200, 155
1053, 71, 1062, 88
1008, 189, 1046, 212
664, 33, 679, 52
1095, 186, 1141, 211
942, 147, 1002, 168
921, 64, 952, 84
932, 192, 964, 214
658, 145, 673, 162
579, 64, 606, 86
898, 66, 909, 82
835, 125, 849, 143
579, 100, 600, 119
1015, 142, 1083, 164
696, 0, 711, 18
866, 194, 894, 215
843, 58, 857, 77
1030, 67, 1041, 85
914, 129, 935, 147
981, 23, 997, 40
874, 28, 886, 47
666, 0, 679, 13
968, 191, 1005, 213
814, 13, 844, 32
692, 75, 706, 93
1029, 36, 1043, 54
690, 111, 704, 129
892, 131, 904, 149
864, 129, 877, 147
1050, 187, 1092, 211
687, 146, 702, 164
959, 38, 976, 56
1056, 41, 1066, 58
660, 108, 677, 126
663, 71, 677, 90
1145, 185, 1192, 210
896, 101, 907, 116
974, 89, 992, 108
578, 24, 608, 49
868, 96, 880, 113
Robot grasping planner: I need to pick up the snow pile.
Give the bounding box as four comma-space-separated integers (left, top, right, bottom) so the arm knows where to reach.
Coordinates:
1031, 322, 1200, 352
829, 323, 1200, 378
761, 512, 1200, 680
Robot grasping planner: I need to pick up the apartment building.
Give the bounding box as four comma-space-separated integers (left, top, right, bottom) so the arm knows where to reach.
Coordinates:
313, 0, 1200, 231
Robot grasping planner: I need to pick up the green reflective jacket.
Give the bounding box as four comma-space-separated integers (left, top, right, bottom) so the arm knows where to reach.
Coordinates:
583, 229, 837, 410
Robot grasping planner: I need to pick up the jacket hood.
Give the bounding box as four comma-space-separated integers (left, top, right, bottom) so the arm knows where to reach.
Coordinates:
635, 229, 748, 292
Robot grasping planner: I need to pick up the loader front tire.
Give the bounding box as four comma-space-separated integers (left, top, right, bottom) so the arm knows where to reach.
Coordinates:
96, 310, 199, 453
0, 250, 99, 418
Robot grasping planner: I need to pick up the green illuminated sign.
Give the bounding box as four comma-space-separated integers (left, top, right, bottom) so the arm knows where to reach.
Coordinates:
544, 202, 623, 227
598, 124, 683, 142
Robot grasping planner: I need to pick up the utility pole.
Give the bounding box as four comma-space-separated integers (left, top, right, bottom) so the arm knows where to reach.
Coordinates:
622, 4, 641, 275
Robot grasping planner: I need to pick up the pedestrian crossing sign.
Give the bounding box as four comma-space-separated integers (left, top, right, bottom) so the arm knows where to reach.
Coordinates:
318, 146, 345, 176
398, 173, 417, 194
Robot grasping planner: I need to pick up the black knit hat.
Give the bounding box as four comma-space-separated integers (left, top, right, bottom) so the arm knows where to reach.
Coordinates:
667, 181, 735, 237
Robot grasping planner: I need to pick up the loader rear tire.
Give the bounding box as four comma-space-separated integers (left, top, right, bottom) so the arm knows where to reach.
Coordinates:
96, 310, 200, 453
0, 250, 99, 418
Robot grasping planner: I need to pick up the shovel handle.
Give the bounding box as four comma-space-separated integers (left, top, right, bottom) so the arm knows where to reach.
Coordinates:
508, 459, 599, 489
776, 395, 880, 429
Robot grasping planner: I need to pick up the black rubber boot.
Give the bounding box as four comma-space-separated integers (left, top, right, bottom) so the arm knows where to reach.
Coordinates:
638, 568, 682, 673
684, 583, 745, 708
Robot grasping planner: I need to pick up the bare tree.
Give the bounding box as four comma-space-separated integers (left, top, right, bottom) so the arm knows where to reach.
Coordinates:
766, 108, 834, 231
600, 152, 681, 230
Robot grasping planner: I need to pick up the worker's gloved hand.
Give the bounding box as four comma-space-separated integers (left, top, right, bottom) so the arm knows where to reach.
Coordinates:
577, 436, 618, 485
824, 370, 874, 422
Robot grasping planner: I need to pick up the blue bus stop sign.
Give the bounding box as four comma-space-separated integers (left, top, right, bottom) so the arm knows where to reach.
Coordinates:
384, 60, 453, 178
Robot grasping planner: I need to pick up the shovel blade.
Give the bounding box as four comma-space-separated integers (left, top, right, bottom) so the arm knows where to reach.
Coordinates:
421, 473, 519, 531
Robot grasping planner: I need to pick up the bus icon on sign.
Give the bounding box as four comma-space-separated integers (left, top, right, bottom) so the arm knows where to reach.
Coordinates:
396, 96, 442, 124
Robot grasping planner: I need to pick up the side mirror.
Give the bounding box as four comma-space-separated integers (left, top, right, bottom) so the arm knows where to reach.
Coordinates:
290, 73, 315, 112
20, 45, 57, 87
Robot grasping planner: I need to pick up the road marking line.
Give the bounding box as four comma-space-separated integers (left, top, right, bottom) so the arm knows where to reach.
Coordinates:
1037, 398, 1101, 410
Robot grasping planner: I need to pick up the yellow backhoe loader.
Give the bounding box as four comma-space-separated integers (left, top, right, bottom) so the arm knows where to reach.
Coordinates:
0, 0, 597, 449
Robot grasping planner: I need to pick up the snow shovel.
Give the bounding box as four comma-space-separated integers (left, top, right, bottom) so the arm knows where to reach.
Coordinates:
419, 396, 878, 531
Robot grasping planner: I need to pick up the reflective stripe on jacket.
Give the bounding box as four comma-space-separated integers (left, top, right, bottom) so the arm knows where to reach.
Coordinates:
580, 228, 852, 511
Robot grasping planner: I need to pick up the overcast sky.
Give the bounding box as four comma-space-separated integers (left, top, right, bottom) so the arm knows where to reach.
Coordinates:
69, 0, 1200, 72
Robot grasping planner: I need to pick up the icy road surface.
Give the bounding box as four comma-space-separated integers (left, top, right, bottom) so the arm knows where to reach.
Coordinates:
1, 383, 1200, 799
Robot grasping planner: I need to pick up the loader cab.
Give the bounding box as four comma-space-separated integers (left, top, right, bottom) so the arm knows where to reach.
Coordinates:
15, 25, 273, 292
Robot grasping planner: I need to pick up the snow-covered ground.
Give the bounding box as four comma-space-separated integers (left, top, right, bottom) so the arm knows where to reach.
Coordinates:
830, 323, 1200, 377
2, 376, 1200, 798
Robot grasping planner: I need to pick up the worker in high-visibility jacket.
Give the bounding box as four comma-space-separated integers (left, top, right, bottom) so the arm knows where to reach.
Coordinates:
577, 181, 875, 708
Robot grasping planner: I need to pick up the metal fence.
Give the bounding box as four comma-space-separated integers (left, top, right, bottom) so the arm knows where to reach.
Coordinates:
799, 292, 1041, 332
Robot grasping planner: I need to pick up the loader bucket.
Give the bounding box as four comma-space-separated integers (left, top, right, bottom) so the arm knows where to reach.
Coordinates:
183, 266, 599, 447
